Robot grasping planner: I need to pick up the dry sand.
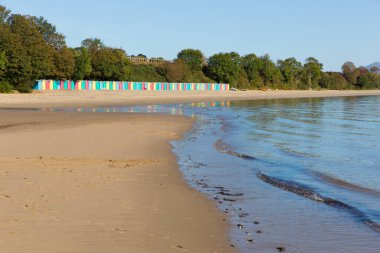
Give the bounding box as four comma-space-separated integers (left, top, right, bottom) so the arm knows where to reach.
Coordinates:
0, 110, 235, 253
1, 90, 379, 252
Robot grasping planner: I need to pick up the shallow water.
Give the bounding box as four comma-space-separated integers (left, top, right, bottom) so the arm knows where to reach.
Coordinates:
51, 96, 380, 252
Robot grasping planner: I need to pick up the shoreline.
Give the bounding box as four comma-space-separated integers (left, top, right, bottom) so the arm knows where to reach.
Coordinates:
1, 90, 380, 109
1, 90, 380, 252
0, 110, 235, 252
170, 95, 380, 252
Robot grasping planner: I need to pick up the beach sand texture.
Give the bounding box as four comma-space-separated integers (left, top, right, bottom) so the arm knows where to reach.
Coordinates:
0, 110, 234, 253
1, 90, 380, 252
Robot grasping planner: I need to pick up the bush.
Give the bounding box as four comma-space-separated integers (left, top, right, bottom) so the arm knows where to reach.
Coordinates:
0, 81, 13, 93
14, 80, 34, 93
129, 64, 166, 82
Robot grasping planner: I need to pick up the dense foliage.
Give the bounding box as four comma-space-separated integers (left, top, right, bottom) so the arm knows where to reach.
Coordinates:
0, 5, 379, 92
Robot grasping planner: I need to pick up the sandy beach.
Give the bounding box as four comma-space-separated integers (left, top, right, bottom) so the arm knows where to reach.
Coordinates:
1, 90, 380, 252
0, 110, 234, 252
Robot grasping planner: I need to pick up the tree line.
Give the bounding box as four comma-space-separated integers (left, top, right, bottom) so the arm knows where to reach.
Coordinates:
0, 5, 379, 93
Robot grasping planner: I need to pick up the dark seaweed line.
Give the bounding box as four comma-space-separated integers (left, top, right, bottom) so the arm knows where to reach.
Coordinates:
213, 140, 380, 233
0, 122, 41, 130
0, 108, 39, 111
257, 172, 380, 233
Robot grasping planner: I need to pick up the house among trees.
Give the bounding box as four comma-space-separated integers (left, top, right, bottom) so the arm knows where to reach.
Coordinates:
127, 55, 166, 65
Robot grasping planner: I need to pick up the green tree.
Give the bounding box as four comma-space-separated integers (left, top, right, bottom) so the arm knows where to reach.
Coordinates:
241, 54, 263, 88
81, 38, 130, 80
129, 64, 166, 82
32, 16, 66, 49
183, 68, 214, 83
157, 59, 190, 82
303, 57, 323, 89
259, 54, 282, 88
357, 73, 380, 89
0, 23, 20, 83
0, 50, 6, 78
51, 46, 75, 79
277, 57, 303, 89
0, 80, 12, 93
0, 14, 53, 89
341, 61, 359, 84
73, 47, 92, 80
0, 5, 11, 24
177, 49, 205, 72
90, 47, 130, 80
206, 52, 242, 86
235, 67, 250, 89
319, 72, 349, 90
82, 38, 105, 52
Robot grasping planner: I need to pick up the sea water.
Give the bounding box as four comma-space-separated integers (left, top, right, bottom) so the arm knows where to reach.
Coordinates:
52, 96, 380, 253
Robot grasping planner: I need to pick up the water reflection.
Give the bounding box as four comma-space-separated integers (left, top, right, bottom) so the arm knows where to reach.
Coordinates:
47, 101, 232, 115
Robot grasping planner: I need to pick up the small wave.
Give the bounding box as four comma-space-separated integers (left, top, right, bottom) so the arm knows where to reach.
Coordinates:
214, 140, 257, 160
257, 172, 380, 233
277, 145, 316, 159
311, 171, 380, 197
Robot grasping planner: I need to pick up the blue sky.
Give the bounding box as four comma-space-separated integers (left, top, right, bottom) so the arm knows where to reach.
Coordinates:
2, 0, 379, 71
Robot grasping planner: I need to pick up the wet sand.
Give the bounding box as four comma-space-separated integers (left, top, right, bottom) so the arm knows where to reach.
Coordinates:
1, 90, 380, 108
0, 110, 234, 253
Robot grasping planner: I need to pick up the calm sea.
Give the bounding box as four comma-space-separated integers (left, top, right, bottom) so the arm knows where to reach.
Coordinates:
53, 95, 380, 253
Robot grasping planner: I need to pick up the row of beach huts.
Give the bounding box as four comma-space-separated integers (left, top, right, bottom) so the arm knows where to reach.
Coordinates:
34, 80, 229, 91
